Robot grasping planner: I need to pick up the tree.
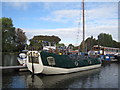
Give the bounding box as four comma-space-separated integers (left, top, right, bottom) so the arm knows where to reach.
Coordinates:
29, 35, 61, 50
79, 36, 98, 52
32, 35, 61, 43
98, 33, 113, 47
112, 40, 120, 48
15, 28, 27, 51
1, 17, 27, 52
2, 17, 14, 30
1, 17, 16, 52
56, 43, 65, 47
117, 42, 120, 48
79, 33, 120, 52
84, 36, 98, 51
29, 39, 43, 50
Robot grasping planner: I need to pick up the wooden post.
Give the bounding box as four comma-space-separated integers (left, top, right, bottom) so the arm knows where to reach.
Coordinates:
31, 47, 34, 78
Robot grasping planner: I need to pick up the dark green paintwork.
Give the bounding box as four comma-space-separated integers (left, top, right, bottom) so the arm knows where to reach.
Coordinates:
40, 51, 101, 68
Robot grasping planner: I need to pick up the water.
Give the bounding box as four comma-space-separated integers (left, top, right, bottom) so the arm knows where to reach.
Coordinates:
2, 63, 119, 88
1, 54, 119, 88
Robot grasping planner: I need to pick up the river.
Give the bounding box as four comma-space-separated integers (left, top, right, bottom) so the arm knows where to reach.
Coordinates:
1, 54, 120, 89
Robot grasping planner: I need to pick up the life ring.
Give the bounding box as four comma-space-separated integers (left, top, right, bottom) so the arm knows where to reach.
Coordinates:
75, 61, 79, 66
88, 60, 92, 64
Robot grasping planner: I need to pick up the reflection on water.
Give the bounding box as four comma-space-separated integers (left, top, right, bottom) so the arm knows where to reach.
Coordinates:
2, 53, 19, 66
2, 63, 119, 88
27, 68, 101, 88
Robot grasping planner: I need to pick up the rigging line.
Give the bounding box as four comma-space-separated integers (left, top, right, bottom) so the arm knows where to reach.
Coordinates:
75, 14, 80, 45
75, 1, 82, 46
76, 22, 81, 45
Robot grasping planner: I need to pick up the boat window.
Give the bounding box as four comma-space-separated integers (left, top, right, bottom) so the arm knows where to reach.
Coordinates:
47, 57, 55, 66
28, 56, 39, 64
105, 49, 109, 52
51, 42, 55, 46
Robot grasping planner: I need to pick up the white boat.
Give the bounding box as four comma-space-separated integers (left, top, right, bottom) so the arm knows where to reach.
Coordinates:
26, 51, 101, 75
17, 50, 28, 66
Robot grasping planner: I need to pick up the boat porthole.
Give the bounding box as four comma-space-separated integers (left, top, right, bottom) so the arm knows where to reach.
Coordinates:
88, 60, 92, 64
75, 61, 79, 66
47, 57, 55, 66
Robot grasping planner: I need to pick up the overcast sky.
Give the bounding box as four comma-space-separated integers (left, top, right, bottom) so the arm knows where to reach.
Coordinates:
2, 1, 119, 46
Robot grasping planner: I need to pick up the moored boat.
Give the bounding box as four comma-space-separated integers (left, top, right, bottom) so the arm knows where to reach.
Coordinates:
17, 50, 28, 66
26, 51, 101, 75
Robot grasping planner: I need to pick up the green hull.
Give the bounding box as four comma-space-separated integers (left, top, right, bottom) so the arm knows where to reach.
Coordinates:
40, 51, 101, 68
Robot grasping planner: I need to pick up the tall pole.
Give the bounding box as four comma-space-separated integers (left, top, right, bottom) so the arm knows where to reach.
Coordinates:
82, 0, 85, 53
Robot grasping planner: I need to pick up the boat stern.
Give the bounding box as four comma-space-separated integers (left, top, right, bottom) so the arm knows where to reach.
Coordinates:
26, 51, 43, 74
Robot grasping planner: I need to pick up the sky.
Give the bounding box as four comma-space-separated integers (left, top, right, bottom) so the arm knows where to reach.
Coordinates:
1, 1, 119, 46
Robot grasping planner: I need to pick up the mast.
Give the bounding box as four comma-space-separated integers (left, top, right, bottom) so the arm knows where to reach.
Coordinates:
82, 0, 85, 53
